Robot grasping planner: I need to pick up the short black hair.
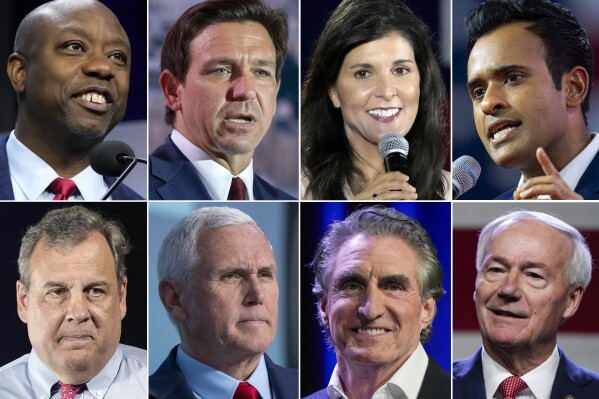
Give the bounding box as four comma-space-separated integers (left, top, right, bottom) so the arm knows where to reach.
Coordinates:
465, 0, 594, 123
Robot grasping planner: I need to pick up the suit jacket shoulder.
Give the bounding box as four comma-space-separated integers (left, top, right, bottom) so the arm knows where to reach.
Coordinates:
550, 348, 599, 399
149, 347, 196, 399
149, 135, 295, 200
0, 135, 14, 200
303, 388, 329, 399
453, 348, 486, 399
418, 356, 450, 399
264, 354, 298, 399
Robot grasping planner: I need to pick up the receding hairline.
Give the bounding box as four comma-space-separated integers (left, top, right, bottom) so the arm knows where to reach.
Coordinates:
14, 0, 126, 54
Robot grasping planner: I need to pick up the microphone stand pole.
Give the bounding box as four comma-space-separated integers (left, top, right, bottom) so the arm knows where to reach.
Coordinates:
101, 157, 147, 200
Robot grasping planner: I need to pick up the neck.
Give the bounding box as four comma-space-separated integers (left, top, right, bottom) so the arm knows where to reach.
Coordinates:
522, 128, 592, 180
335, 347, 415, 399
348, 135, 385, 194
14, 124, 97, 178
181, 340, 262, 381
483, 339, 555, 376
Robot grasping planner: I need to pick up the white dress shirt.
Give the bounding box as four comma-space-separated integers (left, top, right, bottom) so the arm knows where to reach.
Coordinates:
517, 133, 599, 197
327, 343, 429, 399
482, 345, 560, 399
6, 132, 110, 200
170, 130, 255, 200
0, 344, 147, 398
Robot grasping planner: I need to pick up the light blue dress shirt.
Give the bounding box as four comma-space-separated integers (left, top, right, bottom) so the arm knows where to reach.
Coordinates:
0, 344, 147, 398
176, 346, 274, 399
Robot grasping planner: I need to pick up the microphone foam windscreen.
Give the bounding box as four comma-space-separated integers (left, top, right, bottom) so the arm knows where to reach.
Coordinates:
452, 155, 481, 196
90, 140, 135, 177
377, 133, 409, 159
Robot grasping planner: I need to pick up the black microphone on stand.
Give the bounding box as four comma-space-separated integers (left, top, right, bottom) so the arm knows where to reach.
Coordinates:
377, 133, 409, 174
452, 155, 481, 199
90, 141, 147, 200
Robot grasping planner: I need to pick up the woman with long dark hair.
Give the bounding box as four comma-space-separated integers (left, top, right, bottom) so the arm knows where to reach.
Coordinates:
302, 0, 449, 200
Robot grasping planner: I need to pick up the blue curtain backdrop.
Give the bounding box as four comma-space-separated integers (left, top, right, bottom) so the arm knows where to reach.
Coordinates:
300, 202, 451, 396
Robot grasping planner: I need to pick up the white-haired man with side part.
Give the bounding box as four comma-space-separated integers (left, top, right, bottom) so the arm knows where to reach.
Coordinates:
454, 210, 599, 399
150, 206, 297, 399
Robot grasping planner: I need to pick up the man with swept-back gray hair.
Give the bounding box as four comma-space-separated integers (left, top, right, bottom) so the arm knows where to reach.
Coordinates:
305, 205, 449, 399
150, 206, 297, 399
454, 210, 599, 399
0, 205, 147, 398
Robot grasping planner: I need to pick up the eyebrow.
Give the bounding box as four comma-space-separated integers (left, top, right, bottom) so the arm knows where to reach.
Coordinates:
379, 273, 411, 289
333, 270, 367, 287
41, 280, 111, 289
204, 58, 276, 69
484, 254, 548, 270
467, 64, 531, 89
348, 59, 415, 69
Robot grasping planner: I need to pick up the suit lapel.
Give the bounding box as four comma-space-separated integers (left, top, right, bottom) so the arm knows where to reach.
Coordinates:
150, 137, 213, 200
574, 150, 599, 199
453, 348, 487, 399
0, 135, 15, 200
264, 354, 298, 399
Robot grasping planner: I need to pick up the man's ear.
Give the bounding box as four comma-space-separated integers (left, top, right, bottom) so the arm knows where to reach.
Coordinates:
7, 53, 27, 94
16, 281, 28, 324
564, 66, 589, 109
158, 279, 188, 322
159, 69, 183, 114
119, 277, 128, 320
318, 297, 329, 329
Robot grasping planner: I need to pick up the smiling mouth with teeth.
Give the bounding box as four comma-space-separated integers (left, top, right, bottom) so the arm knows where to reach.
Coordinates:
368, 108, 399, 117
80, 92, 107, 104
356, 328, 388, 335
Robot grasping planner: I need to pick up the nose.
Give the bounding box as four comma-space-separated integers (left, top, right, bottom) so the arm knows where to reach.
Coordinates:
358, 286, 385, 322
243, 275, 265, 306
480, 84, 507, 115
230, 74, 257, 101
65, 291, 91, 323
81, 53, 115, 80
374, 73, 397, 101
497, 269, 522, 302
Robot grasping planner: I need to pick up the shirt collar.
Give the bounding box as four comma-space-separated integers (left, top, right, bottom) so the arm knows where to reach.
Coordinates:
7, 131, 108, 200
170, 129, 254, 200
327, 343, 429, 399
517, 133, 599, 194
28, 346, 123, 399
176, 346, 272, 399
481, 345, 559, 399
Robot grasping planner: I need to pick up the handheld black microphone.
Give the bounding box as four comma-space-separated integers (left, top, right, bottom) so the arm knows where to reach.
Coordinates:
377, 133, 409, 175
452, 155, 481, 199
90, 140, 147, 200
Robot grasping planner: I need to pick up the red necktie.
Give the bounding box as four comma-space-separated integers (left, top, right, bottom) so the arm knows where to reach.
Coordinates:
49, 177, 78, 200
59, 382, 84, 399
233, 382, 260, 399
499, 375, 528, 399
228, 177, 247, 200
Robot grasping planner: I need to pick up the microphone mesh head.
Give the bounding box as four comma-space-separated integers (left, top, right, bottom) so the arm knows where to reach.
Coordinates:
90, 140, 135, 177
377, 133, 409, 159
452, 155, 481, 197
